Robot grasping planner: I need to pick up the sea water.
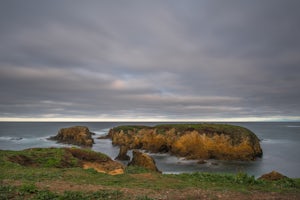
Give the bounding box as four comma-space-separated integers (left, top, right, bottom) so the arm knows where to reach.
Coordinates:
0, 122, 299, 178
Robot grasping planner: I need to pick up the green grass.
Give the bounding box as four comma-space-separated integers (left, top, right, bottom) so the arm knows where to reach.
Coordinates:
0, 147, 80, 168
111, 125, 151, 133
111, 123, 254, 135
0, 184, 123, 200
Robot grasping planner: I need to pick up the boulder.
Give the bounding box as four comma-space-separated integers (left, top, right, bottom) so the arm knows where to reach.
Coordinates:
197, 159, 207, 164
115, 145, 130, 161
50, 126, 94, 147
128, 150, 160, 173
258, 171, 288, 181
97, 135, 111, 139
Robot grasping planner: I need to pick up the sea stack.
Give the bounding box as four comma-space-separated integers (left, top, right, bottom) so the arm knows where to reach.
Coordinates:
50, 126, 94, 147
115, 145, 130, 161
128, 150, 161, 173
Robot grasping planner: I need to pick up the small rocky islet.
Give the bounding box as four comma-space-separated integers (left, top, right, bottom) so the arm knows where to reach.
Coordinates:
49, 126, 95, 147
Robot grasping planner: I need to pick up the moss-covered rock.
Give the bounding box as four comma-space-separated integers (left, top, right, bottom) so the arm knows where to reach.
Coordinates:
108, 124, 263, 161
49, 126, 94, 147
128, 150, 160, 173
259, 171, 288, 181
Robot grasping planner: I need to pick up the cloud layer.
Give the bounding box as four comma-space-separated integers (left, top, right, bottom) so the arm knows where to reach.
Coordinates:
0, 0, 300, 121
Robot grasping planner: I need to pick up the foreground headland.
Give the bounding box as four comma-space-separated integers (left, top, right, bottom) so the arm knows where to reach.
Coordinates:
0, 147, 299, 200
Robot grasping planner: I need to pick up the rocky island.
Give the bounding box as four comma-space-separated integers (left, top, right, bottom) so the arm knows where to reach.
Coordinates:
108, 124, 263, 161
49, 126, 95, 147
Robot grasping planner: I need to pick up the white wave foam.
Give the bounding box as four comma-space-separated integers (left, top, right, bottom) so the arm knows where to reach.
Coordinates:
286, 125, 300, 128
0, 136, 23, 141
261, 139, 292, 144
94, 128, 110, 136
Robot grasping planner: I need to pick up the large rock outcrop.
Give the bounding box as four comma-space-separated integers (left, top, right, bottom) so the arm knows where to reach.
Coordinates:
108, 124, 263, 161
50, 126, 94, 147
128, 150, 160, 172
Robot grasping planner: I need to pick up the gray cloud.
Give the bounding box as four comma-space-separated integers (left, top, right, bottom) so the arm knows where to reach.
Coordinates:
0, 0, 299, 121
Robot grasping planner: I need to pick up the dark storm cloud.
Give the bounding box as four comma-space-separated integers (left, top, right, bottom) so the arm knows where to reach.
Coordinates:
0, 0, 299, 121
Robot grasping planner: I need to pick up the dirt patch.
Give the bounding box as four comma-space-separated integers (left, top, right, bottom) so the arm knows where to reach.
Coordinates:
35, 180, 106, 193
151, 189, 300, 200
130, 173, 156, 180
3, 179, 299, 200
32, 183, 300, 199
83, 161, 124, 175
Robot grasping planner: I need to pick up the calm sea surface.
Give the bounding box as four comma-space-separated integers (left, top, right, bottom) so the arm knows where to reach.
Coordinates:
0, 122, 299, 178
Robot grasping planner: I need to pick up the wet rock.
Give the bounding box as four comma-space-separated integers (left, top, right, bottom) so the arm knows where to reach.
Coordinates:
49, 126, 94, 147
128, 150, 161, 173
197, 159, 207, 164
115, 145, 130, 161
97, 135, 111, 139
211, 162, 219, 166
10, 137, 23, 141
258, 171, 288, 181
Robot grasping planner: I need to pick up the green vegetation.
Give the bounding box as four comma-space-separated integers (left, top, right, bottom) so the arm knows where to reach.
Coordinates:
0, 148, 299, 199
111, 123, 258, 144
0, 147, 110, 169
110, 125, 150, 134
112, 123, 255, 136
0, 184, 123, 200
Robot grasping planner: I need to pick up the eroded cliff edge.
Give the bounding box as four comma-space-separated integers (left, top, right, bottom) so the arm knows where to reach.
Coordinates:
108, 124, 263, 161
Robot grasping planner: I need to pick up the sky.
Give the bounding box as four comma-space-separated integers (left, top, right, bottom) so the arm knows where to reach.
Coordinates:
0, 0, 300, 122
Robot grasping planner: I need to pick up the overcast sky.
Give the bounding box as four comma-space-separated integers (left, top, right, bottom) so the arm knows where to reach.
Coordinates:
0, 0, 299, 121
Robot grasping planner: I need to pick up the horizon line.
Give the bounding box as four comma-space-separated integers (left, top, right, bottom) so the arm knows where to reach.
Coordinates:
0, 117, 299, 123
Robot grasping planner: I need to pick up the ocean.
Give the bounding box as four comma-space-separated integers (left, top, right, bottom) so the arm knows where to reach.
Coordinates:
0, 122, 299, 178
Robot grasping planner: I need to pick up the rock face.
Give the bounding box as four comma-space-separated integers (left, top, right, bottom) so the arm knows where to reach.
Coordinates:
115, 145, 130, 161
108, 124, 263, 161
128, 150, 160, 172
50, 126, 94, 147
66, 148, 125, 175
258, 171, 288, 181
